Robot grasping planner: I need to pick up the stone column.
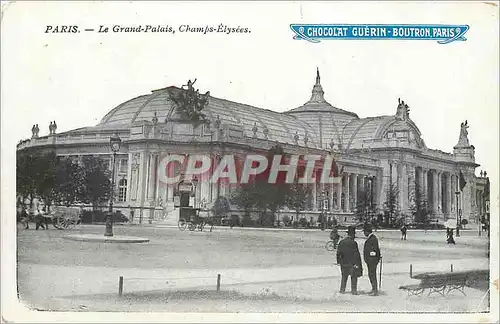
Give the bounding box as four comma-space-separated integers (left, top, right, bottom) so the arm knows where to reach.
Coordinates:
418, 168, 424, 200
422, 169, 428, 204
126, 152, 135, 204
438, 172, 443, 216
397, 163, 404, 213
312, 178, 317, 211
137, 151, 150, 224
345, 173, 350, 212
147, 153, 158, 200
336, 181, 342, 211
201, 175, 210, 207
147, 153, 159, 221
446, 173, 452, 216
391, 161, 398, 187
329, 183, 334, 211
450, 174, 456, 213
432, 170, 439, 215
407, 165, 415, 212
211, 154, 220, 202
320, 180, 326, 211
352, 173, 358, 211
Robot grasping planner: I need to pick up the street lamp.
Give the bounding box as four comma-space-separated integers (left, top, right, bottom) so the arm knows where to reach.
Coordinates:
192, 176, 199, 208
455, 190, 460, 237
105, 133, 122, 237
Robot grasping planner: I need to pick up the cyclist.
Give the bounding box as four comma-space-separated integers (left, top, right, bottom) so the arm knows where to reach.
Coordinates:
330, 226, 340, 248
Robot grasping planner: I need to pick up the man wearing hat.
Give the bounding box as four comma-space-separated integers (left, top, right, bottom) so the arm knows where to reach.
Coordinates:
363, 223, 381, 296
336, 225, 363, 295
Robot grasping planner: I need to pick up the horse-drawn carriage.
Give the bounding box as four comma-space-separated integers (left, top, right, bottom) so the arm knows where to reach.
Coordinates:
177, 207, 214, 232
49, 206, 82, 230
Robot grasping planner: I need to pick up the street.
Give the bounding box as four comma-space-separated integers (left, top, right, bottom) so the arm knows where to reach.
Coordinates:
17, 224, 490, 312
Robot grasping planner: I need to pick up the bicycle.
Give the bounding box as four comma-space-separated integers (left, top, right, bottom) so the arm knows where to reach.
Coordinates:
325, 236, 341, 252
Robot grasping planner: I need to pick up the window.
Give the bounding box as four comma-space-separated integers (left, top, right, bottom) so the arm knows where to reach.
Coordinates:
118, 178, 127, 202
119, 159, 128, 173
102, 159, 110, 171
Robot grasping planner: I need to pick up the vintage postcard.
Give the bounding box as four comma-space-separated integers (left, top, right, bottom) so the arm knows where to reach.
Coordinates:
2, 1, 498, 323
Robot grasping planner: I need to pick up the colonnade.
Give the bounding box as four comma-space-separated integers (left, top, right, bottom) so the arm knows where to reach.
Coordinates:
307, 171, 378, 213
389, 160, 462, 219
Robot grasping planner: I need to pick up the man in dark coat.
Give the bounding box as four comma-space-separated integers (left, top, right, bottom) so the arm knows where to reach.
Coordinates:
21, 207, 29, 229
363, 223, 381, 296
336, 225, 362, 295
400, 225, 407, 240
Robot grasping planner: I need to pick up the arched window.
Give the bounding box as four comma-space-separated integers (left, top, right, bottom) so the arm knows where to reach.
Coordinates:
118, 178, 127, 202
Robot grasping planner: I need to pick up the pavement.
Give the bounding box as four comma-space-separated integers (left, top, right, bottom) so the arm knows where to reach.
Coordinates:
143, 221, 485, 233
63, 234, 150, 243
15, 223, 492, 313
17, 257, 490, 312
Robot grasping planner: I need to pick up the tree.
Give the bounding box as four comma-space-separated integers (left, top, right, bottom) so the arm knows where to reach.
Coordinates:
212, 195, 231, 219
17, 151, 45, 210
355, 186, 377, 224
35, 152, 58, 212
54, 157, 83, 207
231, 183, 255, 219
286, 183, 310, 223
409, 180, 430, 226
16, 151, 65, 212
383, 182, 399, 226
78, 156, 111, 222
232, 145, 291, 226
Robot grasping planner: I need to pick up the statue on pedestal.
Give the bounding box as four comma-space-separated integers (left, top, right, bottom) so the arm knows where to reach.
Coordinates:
32, 124, 40, 138
456, 120, 470, 147
48, 121, 57, 134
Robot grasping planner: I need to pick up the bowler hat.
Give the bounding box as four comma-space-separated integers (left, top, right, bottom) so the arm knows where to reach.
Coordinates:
346, 225, 356, 235
363, 223, 373, 233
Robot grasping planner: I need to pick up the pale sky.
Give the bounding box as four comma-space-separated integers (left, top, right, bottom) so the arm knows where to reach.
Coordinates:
1, 1, 499, 321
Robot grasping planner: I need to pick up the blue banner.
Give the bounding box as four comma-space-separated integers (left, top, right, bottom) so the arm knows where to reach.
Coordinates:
290, 24, 469, 44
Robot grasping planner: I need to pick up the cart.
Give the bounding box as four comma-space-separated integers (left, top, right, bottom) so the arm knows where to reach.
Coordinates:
49, 206, 82, 230
178, 207, 214, 232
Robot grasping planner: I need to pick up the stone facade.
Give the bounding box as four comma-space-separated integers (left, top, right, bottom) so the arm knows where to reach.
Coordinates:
17, 71, 490, 226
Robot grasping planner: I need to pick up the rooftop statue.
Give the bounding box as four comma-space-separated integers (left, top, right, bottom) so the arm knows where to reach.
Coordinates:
396, 98, 410, 120
456, 120, 470, 147
169, 79, 209, 122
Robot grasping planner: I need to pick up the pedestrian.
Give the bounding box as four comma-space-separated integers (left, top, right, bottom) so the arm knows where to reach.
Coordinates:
330, 226, 340, 248
336, 225, 363, 295
447, 228, 456, 245
363, 223, 381, 296
400, 224, 407, 240
35, 207, 46, 230
21, 207, 29, 229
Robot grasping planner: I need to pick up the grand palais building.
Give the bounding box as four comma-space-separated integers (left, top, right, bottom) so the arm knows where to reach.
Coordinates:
17, 70, 490, 227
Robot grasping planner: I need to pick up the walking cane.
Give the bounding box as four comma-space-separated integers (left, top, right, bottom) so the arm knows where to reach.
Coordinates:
379, 256, 383, 290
